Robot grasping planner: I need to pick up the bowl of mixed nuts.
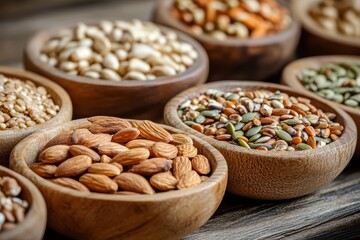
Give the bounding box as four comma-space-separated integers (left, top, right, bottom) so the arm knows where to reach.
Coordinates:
0, 166, 46, 240
164, 81, 356, 200
153, 0, 300, 81
24, 19, 208, 120
282, 55, 360, 157
0, 66, 72, 166
9, 116, 227, 239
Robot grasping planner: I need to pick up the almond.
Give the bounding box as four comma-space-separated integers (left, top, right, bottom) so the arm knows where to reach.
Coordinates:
114, 191, 140, 195
191, 155, 211, 175
150, 171, 178, 191
100, 155, 112, 163
30, 163, 57, 178
39, 145, 70, 164
88, 163, 121, 177
129, 158, 172, 176
88, 116, 132, 134
79, 173, 118, 193
42, 131, 73, 151
177, 144, 198, 158
138, 120, 173, 143
111, 163, 124, 173
177, 170, 201, 189
125, 139, 155, 149
171, 133, 193, 145
71, 128, 92, 144
69, 145, 100, 162
81, 134, 112, 149
112, 128, 140, 143
172, 156, 192, 179
55, 155, 92, 177
114, 172, 154, 194
112, 148, 150, 166
98, 142, 128, 157
50, 178, 90, 192
200, 176, 209, 182
149, 142, 178, 159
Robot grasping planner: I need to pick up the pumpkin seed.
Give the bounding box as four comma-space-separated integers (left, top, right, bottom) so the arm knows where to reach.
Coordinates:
238, 139, 250, 149
296, 143, 313, 150
241, 112, 257, 123
275, 129, 292, 142
248, 133, 262, 142
281, 119, 303, 125
234, 122, 245, 130
245, 126, 262, 137
232, 130, 244, 139
195, 115, 206, 124
201, 110, 220, 118
226, 122, 235, 135
248, 143, 273, 150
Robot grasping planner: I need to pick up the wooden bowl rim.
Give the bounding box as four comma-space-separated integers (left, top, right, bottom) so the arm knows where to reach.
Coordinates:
10, 118, 228, 202
154, 0, 300, 47
164, 81, 357, 159
282, 55, 360, 117
0, 166, 46, 239
0, 66, 72, 137
291, 0, 360, 47
24, 21, 209, 87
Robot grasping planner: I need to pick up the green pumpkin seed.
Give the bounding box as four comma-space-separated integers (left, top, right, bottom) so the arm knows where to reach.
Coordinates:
332, 94, 344, 103
351, 94, 360, 102
234, 122, 245, 130
344, 99, 359, 107
195, 107, 207, 112
208, 101, 223, 110
195, 115, 206, 124
301, 117, 311, 126
241, 112, 257, 123
245, 126, 262, 137
296, 143, 313, 150
232, 130, 244, 139
201, 110, 220, 118
275, 129, 293, 142
255, 136, 271, 143
184, 121, 195, 126
315, 137, 332, 144
226, 122, 235, 135
281, 119, 303, 125
238, 139, 250, 149
177, 109, 183, 117
248, 133, 261, 142
226, 93, 240, 101
248, 143, 273, 150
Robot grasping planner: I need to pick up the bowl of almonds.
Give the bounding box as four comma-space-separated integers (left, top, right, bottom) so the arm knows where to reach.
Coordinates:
153, 0, 300, 81
164, 81, 356, 200
10, 116, 227, 239
0, 66, 72, 166
24, 19, 208, 120
0, 166, 46, 240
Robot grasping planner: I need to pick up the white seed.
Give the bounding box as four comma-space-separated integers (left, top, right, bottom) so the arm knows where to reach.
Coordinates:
71, 46, 92, 61
128, 58, 151, 73
124, 71, 147, 81
59, 61, 77, 71
75, 23, 87, 40
111, 28, 123, 42
89, 63, 102, 72
100, 69, 121, 81
103, 53, 120, 70
93, 36, 111, 55
114, 49, 128, 61
129, 43, 161, 59
83, 71, 100, 79
151, 65, 176, 76
99, 20, 114, 35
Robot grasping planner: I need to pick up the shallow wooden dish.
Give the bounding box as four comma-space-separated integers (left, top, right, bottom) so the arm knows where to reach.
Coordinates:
0, 166, 47, 240
24, 23, 209, 120
152, 0, 300, 81
292, 0, 360, 56
0, 66, 72, 166
164, 81, 356, 200
282, 55, 360, 157
9, 119, 227, 240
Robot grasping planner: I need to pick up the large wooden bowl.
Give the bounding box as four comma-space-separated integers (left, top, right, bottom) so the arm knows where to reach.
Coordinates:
0, 166, 47, 240
24, 23, 209, 120
0, 66, 72, 166
164, 81, 356, 200
9, 119, 227, 240
152, 0, 300, 81
282, 55, 360, 157
292, 0, 360, 56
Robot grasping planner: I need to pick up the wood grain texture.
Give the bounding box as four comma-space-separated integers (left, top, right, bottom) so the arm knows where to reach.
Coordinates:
164, 81, 357, 200
23, 23, 209, 120
9, 118, 227, 240
282, 55, 360, 158
152, 0, 300, 81
0, 66, 73, 166
0, 166, 47, 240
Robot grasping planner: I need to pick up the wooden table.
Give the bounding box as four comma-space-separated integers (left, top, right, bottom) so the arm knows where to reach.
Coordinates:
1, 0, 359, 239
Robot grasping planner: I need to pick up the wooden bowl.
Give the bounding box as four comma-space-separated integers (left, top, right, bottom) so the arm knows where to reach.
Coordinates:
164, 81, 356, 200
0, 166, 47, 240
0, 66, 72, 166
152, 0, 300, 81
24, 23, 209, 120
292, 0, 360, 56
9, 119, 227, 240
282, 55, 360, 157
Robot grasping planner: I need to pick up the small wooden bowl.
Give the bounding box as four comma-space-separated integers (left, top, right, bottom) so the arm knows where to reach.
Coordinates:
0, 166, 47, 240
24, 23, 209, 120
282, 55, 360, 157
9, 119, 227, 240
292, 0, 360, 56
0, 66, 72, 166
152, 0, 300, 81
164, 81, 356, 200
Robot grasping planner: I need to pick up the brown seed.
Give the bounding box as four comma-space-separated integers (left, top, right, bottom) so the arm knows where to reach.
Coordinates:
215, 128, 227, 135
272, 108, 290, 116
192, 155, 211, 175
87, 116, 132, 134
177, 144, 197, 158
253, 118, 261, 126
204, 127, 217, 135
112, 148, 150, 166
307, 136, 317, 149
39, 145, 70, 164
171, 133, 193, 145
203, 118, 215, 125
191, 123, 204, 133
100, 155, 112, 163
42, 131, 73, 150
177, 170, 201, 190
30, 163, 57, 178
257, 146, 268, 151
322, 128, 331, 138
50, 178, 90, 192
150, 171, 178, 191
112, 127, 140, 143
55, 155, 92, 177
216, 134, 232, 141
242, 122, 253, 131
80, 173, 118, 193
125, 139, 156, 149
261, 117, 276, 124
331, 129, 342, 136
305, 126, 316, 136
172, 156, 192, 179
138, 120, 173, 143
329, 125, 344, 131
98, 142, 129, 157
150, 142, 178, 159
292, 137, 302, 145
224, 107, 237, 116
129, 158, 172, 176
88, 163, 121, 177
330, 134, 339, 141
69, 145, 100, 162
114, 172, 155, 194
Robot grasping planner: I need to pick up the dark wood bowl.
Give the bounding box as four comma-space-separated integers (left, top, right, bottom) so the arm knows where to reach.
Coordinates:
0, 66, 72, 166
152, 0, 300, 81
0, 166, 47, 240
282, 55, 360, 157
164, 81, 356, 200
24, 23, 209, 120
9, 118, 227, 240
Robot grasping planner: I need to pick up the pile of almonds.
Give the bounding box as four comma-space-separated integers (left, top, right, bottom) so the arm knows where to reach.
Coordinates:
172, 0, 292, 39
30, 117, 211, 194
0, 176, 29, 232
40, 20, 198, 81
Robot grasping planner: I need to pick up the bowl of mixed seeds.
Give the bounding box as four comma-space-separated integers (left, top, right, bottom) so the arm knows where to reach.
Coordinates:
164, 81, 356, 200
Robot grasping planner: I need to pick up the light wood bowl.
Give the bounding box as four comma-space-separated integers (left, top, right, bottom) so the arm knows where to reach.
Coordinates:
292, 0, 360, 56
9, 119, 227, 240
152, 0, 300, 81
0, 66, 72, 166
164, 81, 356, 200
24, 23, 209, 120
0, 166, 47, 240
282, 55, 360, 157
